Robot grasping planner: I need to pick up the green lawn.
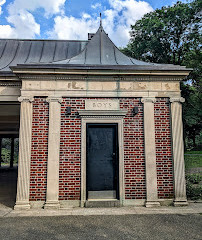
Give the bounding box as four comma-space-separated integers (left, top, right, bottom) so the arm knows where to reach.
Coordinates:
184, 151, 202, 170
184, 151, 202, 200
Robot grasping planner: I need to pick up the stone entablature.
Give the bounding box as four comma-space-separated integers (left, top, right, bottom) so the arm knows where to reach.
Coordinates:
12, 73, 183, 100
20, 79, 180, 92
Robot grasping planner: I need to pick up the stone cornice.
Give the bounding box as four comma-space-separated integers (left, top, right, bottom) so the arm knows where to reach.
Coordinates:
0, 82, 21, 87
170, 97, 185, 103
16, 74, 186, 82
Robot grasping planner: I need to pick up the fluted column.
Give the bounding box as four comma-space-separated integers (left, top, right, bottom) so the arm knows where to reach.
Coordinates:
170, 97, 188, 206
14, 96, 34, 210
44, 97, 62, 209
141, 97, 160, 207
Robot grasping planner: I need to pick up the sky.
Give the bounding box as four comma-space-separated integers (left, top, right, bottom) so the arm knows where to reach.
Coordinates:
0, 0, 190, 47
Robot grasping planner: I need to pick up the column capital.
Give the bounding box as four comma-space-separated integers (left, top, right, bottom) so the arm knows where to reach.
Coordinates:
18, 96, 34, 103
141, 97, 156, 103
170, 97, 185, 103
46, 97, 63, 104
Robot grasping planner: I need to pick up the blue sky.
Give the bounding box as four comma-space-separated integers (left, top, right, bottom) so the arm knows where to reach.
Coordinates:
0, 0, 190, 46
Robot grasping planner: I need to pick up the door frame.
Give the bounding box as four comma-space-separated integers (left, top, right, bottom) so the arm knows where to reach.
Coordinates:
80, 117, 125, 207
86, 123, 119, 199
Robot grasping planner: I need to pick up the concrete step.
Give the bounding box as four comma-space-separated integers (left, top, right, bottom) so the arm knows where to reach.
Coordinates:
85, 200, 120, 208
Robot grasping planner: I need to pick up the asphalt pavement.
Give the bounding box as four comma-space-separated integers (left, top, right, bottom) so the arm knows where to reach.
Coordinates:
0, 213, 201, 240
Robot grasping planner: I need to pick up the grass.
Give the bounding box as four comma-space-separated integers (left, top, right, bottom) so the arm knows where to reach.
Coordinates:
185, 150, 202, 200
184, 152, 202, 170
185, 151, 202, 155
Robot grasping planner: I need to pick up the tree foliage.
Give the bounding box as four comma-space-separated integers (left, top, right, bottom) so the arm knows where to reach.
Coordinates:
122, 0, 202, 150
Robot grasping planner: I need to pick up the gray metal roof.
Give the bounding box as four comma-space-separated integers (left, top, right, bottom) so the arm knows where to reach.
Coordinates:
0, 24, 189, 73
51, 25, 187, 70
54, 25, 157, 66
0, 39, 88, 72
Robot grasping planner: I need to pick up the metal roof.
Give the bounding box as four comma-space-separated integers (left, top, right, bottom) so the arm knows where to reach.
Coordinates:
53, 25, 159, 66
0, 39, 88, 72
0, 24, 189, 73
49, 24, 187, 71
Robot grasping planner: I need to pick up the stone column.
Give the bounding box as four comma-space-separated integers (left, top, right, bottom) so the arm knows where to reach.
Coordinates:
14, 97, 34, 210
141, 97, 160, 207
44, 97, 62, 209
170, 97, 188, 206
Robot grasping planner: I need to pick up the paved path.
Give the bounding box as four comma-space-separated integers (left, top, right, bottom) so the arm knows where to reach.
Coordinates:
0, 213, 201, 240
0, 202, 201, 218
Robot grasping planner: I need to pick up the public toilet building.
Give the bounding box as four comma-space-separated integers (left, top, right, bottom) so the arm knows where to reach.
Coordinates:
0, 24, 191, 209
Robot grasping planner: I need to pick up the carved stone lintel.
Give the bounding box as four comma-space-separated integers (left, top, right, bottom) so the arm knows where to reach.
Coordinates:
141, 97, 156, 103
170, 97, 185, 103
78, 110, 128, 118
46, 97, 63, 104
18, 96, 34, 103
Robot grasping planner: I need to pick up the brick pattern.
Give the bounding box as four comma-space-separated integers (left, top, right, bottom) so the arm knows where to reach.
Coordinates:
120, 99, 146, 199
29, 97, 174, 201
29, 97, 49, 201
59, 98, 84, 200
59, 98, 146, 200
154, 98, 173, 199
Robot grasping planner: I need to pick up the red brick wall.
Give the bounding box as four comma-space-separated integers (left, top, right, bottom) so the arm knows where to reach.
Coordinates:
120, 98, 146, 200
59, 98, 145, 200
29, 97, 173, 202
30, 97, 49, 201
154, 98, 173, 199
59, 98, 84, 200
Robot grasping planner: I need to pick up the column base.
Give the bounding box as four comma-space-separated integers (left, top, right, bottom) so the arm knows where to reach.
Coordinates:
145, 201, 160, 208
14, 201, 31, 210
44, 201, 60, 210
80, 200, 85, 208
173, 200, 188, 207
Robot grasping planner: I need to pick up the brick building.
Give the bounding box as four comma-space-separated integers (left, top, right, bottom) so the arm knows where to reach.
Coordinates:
0, 24, 191, 209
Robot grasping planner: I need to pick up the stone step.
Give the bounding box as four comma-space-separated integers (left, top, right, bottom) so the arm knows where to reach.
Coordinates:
85, 200, 120, 208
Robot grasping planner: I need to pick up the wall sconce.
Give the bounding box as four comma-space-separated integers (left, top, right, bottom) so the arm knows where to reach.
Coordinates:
132, 106, 138, 116
66, 107, 71, 115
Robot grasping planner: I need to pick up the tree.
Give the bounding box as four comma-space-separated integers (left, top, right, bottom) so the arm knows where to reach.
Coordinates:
122, 0, 202, 150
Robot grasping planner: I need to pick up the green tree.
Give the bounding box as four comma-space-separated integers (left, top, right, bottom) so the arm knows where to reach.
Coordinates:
122, 0, 202, 150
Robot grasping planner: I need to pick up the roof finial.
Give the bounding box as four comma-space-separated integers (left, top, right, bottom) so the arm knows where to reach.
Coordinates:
100, 13, 102, 27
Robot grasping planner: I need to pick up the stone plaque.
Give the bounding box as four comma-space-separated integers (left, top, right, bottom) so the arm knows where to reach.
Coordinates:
85, 99, 120, 110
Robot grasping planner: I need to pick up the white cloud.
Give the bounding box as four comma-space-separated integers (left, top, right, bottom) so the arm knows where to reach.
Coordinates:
50, 0, 153, 46
0, 0, 6, 15
0, 25, 15, 38
8, 0, 66, 16
49, 14, 99, 40
0, 0, 67, 38
0, 11, 41, 39
7, 10, 40, 38
91, 3, 102, 9
0, 0, 153, 46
